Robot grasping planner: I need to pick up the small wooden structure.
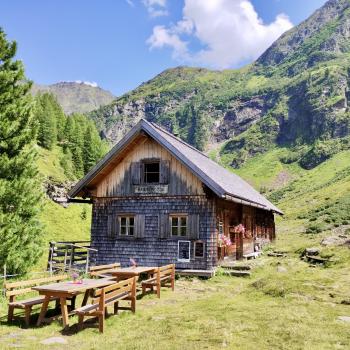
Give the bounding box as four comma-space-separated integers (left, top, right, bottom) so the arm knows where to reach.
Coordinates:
47, 241, 97, 273
69, 119, 282, 272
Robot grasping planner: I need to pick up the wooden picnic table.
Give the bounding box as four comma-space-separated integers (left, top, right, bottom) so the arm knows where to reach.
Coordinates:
109, 266, 157, 282
32, 278, 115, 328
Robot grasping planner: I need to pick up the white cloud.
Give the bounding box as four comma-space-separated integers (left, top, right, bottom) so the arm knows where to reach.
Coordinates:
147, 25, 189, 60
125, 0, 135, 7
75, 80, 98, 87
143, 0, 168, 17
146, 0, 293, 68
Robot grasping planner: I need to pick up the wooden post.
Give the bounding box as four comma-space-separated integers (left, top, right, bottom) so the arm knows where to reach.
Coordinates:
85, 251, 89, 274
49, 246, 54, 275
64, 245, 68, 271
131, 277, 136, 313
156, 268, 161, 298
69, 244, 74, 270
171, 264, 175, 291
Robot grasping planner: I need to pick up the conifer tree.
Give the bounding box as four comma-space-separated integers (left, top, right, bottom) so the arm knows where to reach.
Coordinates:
0, 28, 43, 274
83, 122, 103, 173
35, 93, 57, 150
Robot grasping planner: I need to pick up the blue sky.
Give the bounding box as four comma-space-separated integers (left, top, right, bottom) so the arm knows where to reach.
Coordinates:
0, 0, 327, 96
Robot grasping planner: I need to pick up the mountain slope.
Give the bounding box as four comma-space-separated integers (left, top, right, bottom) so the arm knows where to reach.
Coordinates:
257, 0, 350, 68
89, 0, 350, 168
32, 81, 115, 114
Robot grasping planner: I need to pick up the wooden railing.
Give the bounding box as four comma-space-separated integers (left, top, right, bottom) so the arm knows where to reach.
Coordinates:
47, 241, 97, 273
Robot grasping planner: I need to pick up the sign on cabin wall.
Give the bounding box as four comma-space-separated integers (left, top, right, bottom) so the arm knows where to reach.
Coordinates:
134, 185, 168, 195
178, 240, 191, 262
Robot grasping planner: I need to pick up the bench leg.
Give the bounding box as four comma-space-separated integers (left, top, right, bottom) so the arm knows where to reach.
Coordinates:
131, 297, 136, 313
171, 277, 175, 291
78, 314, 84, 330
98, 314, 105, 333
24, 306, 32, 327
157, 284, 160, 299
8, 305, 15, 323
37, 295, 50, 326
114, 302, 119, 315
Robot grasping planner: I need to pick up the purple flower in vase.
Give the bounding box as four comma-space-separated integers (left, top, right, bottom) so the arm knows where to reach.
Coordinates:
130, 258, 137, 268
71, 272, 79, 283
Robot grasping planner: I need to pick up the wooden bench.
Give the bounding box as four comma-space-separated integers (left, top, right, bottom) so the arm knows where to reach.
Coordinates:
89, 263, 121, 278
5, 275, 68, 326
141, 264, 175, 298
75, 277, 136, 333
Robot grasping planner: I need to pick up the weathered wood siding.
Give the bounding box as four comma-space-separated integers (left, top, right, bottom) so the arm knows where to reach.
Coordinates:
216, 199, 276, 259
95, 138, 204, 197
90, 196, 217, 269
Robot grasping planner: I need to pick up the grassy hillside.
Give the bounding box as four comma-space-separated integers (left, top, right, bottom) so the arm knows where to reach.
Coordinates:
35, 146, 91, 269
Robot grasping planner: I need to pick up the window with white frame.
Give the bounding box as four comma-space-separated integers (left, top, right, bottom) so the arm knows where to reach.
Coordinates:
119, 216, 135, 236
171, 215, 187, 237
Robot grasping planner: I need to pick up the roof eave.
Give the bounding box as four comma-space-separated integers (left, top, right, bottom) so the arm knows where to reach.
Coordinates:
68, 121, 143, 198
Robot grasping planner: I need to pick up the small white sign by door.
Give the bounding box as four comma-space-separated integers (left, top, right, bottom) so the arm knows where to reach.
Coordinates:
178, 240, 191, 262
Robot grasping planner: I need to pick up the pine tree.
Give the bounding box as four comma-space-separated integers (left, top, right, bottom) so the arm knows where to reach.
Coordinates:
83, 122, 103, 173
35, 93, 57, 150
0, 28, 44, 274
47, 94, 66, 142
63, 115, 84, 177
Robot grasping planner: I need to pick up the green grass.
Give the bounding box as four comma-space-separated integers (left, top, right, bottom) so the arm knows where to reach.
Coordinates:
35, 145, 91, 270
36, 145, 69, 183
35, 200, 91, 270
0, 235, 350, 349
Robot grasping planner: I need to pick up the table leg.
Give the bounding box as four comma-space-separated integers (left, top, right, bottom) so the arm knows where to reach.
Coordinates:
37, 295, 50, 326
81, 290, 90, 307
60, 297, 69, 328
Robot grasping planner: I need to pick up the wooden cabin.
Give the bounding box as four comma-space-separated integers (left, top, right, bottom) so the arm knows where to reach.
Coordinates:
69, 119, 283, 271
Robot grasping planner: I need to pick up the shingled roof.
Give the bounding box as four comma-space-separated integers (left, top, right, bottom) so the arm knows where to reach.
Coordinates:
69, 119, 283, 215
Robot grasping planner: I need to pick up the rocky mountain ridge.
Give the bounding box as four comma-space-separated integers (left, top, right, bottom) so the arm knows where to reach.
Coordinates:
88, 0, 350, 169
32, 81, 115, 114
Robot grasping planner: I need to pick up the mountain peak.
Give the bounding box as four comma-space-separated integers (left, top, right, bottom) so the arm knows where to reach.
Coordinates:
32, 81, 115, 114
257, 0, 350, 68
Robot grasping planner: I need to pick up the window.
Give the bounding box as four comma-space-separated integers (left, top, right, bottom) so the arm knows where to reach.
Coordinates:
143, 161, 160, 184
119, 216, 134, 236
194, 241, 205, 258
171, 216, 187, 237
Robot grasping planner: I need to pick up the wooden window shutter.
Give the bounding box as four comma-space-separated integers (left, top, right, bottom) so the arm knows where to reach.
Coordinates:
159, 160, 170, 184
159, 213, 169, 239
135, 214, 145, 239
188, 214, 199, 239
107, 214, 118, 238
131, 162, 141, 185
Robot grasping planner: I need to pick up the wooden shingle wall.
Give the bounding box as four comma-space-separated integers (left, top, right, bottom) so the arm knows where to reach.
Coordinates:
90, 196, 217, 270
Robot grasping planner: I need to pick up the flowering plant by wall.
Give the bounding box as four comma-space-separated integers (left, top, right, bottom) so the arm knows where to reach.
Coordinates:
218, 234, 232, 247
233, 224, 246, 234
